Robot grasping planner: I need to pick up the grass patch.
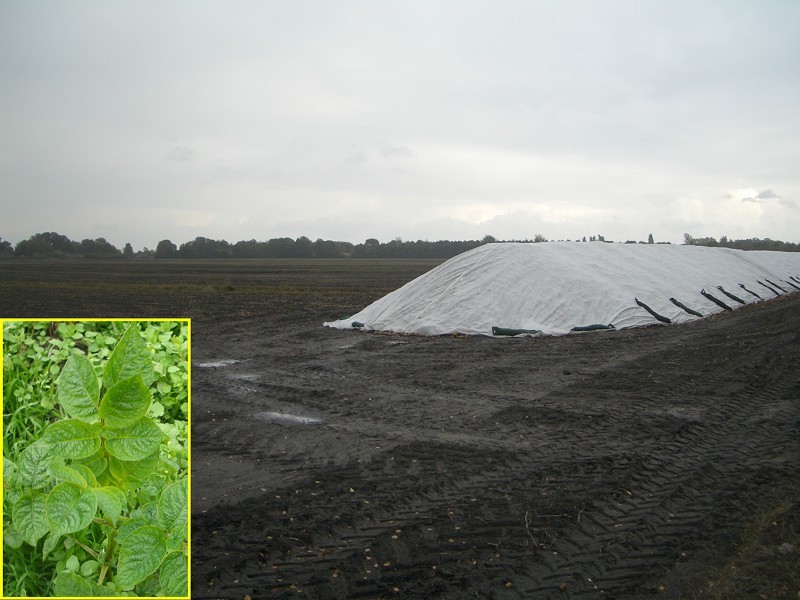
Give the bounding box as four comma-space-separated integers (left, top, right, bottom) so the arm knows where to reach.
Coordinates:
694, 480, 800, 599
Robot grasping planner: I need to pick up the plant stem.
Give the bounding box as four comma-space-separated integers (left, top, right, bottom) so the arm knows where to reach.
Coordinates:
98, 529, 118, 587
66, 537, 100, 560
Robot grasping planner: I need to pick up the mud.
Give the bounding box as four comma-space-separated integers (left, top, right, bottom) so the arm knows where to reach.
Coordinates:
1, 259, 798, 599
190, 301, 800, 599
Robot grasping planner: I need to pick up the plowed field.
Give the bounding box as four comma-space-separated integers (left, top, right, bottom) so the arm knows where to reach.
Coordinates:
1, 258, 797, 598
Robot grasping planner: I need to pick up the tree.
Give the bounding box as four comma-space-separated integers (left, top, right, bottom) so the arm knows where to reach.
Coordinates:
294, 236, 313, 258
268, 237, 295, 258
482, 234, 496, 244
647, 233, 654, 244
79, 237, 121, 258
232, 239, 268, 258
14, 232, 80, 257
0, 237, 13, 258
313, 238, 340, 258
155, 239, 177, 258
178, 236, 231, 258
123, 243, 134, 257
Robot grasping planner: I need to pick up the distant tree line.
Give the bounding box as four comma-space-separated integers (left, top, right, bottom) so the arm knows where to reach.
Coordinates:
1, 231, 797, 259
1, 232, 135, 259
683, 233, 800, 252
0, 232, 531, 260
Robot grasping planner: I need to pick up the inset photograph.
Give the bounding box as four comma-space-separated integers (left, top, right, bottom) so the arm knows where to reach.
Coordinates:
2, 320, 190, 598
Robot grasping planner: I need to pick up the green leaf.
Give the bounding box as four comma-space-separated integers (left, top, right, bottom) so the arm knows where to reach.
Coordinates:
54, 571, 94, 597
108, 452, 159, 489
66, 554, 80, 572
80, 559, 100, 577
103, 417, 164, 461
17, 442, 52, 489
4, 457, 17, 485
12, 492, 49, 546
4, 523, 24, 549
93, 486, 127, 523
137, 573, 162, 597
103, 325, 155, 389
117, 516, 149, 547
157, 478, 188, 532
76, 449, 108, 478
47, 482, 98, 538
99, 374, 152, 429
72, 463, 98, 487
47, 461, 88, 488
42, 531, 59, 559
40, 419, 101, 459
56, 354, 99, 419
115, 525, 166, 589
159, 551, 188, 597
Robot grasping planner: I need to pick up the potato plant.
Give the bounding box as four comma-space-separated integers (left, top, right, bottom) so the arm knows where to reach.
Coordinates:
3, 322, 189, 597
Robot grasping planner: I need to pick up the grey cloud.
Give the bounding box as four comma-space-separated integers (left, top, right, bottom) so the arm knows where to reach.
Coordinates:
744, 189, 786, 204
166, 146, 194, 161
344, 150, 368, 164
2, 2, 799, 250
379, 144, 413, 159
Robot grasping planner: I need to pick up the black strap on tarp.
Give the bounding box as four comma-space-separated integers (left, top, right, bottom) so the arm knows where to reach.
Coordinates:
701, 288, 733, 311
717, 286, 746, 305
492, 326, 541, 336
783, 279, 800, 291
758, 280, 780, 296
765, 278, 787, 293
739, 283, 762, 300
571, 323, 616, 332
790, 276, 800, 285
635, 298, 671, 324
670, 297, 703, 317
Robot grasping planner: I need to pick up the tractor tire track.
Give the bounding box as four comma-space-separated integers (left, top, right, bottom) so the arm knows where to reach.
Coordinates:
192, 295, 800, 599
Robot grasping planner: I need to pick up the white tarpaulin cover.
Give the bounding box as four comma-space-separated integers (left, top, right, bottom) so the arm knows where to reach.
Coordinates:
324, 242, 800, 336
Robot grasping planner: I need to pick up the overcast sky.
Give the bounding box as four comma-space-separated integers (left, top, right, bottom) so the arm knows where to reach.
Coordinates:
1, 1, 799, 250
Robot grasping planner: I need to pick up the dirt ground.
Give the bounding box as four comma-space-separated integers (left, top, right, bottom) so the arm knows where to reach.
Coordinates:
1, 259, 798, 599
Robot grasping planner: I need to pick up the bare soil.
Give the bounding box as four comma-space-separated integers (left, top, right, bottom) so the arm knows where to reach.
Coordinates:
1, 258, 798, 599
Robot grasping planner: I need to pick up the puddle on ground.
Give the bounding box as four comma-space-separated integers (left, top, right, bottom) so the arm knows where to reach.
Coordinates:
253, 411, 323, 425
229, 372, 260, 381
195, 359, 243, 368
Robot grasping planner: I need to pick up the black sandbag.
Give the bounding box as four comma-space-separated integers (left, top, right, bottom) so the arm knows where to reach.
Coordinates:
717, 286, 746, 305
670, 297, 703, 317
571, 323, 616, 332
634, 298, 671, 324
701, 289, 733, 311
738, 283, 762, 300
492, 326, 541, 336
